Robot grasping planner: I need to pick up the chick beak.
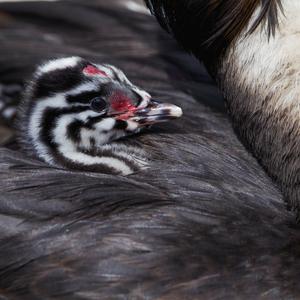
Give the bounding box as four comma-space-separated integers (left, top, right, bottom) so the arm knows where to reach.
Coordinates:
127, 99, 183, 126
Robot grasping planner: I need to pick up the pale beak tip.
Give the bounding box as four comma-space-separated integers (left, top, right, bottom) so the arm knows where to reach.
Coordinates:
171, 106, 183, 118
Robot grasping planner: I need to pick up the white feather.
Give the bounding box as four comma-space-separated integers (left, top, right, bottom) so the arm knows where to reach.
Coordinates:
223, 0, 300, 112
124, 1, 150, 15
28, 95, 68, 164
38, 57, 81, 75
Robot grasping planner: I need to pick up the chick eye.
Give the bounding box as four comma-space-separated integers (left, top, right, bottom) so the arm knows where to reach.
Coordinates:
90, 97, 108, 114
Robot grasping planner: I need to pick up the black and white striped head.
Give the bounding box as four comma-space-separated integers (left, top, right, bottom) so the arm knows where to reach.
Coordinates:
20, 57, 182, 175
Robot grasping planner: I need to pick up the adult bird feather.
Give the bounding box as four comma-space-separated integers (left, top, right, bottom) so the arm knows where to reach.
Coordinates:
145, 0, 300, 216
0, 0, 299, 299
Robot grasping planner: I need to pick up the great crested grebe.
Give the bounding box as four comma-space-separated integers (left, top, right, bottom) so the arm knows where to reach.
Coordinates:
145, 0, 300, 215
18, 56, 181, 175
0, 1, 299, 299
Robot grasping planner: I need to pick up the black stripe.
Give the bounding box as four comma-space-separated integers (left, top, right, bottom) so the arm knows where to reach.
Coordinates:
57, 156, 118, 175
66, 119, 85, 143
40, 105, 89, 153
32, 61, 90, 99
67, 90, 100, 104
114, 120, 128, 130
85, 115, 109, 127
90, 137, 96, 148
80, 145, 140, 173
38, 105, 118, 173
67, 118, 138, 172
37, 105, 138, 174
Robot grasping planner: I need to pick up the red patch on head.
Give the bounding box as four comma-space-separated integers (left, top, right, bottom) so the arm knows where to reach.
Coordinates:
83, 65, 108, 77
110, 92, 137, 114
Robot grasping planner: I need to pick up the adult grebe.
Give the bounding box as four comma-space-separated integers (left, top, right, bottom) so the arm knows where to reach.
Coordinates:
145, 0, 300, 216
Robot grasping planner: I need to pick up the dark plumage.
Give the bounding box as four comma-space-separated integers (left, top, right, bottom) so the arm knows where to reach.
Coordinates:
0, 1, 299, 299
145, 0, 282, 71
146, 0, 300, 216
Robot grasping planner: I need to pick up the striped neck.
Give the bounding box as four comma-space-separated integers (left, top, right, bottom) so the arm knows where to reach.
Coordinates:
24, 93, 148, 176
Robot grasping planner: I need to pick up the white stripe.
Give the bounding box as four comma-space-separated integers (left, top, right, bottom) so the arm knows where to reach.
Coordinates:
28, 90, 133, 174
80, 118, 115, 148
3, 107, 16, 119
125, 1, 150, 14
53, 114, 133, 175
48, 110, 132, 174
38, 57, 81, 75
28, 95, 68, 164
67, 82, 99, 96
28, 80, 102, 162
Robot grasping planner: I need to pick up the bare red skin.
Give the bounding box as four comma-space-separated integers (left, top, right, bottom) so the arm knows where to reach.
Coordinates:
110, 92, 137, 120
83, 65, 108, 77
83, 66, 138, 120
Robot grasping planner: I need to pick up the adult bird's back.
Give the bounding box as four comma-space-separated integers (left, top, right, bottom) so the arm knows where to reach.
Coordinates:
0, 1, 299, 299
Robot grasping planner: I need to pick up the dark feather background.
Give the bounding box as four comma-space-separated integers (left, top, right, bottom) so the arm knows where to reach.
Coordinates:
144, 0, 282, 70
0, 1, 299, 299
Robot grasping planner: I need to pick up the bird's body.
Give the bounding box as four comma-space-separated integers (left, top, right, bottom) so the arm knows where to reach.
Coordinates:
145, 0, 300, 214
17, 56, 181, 175
220, 0, 300, 212
0, 1, 299, 299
